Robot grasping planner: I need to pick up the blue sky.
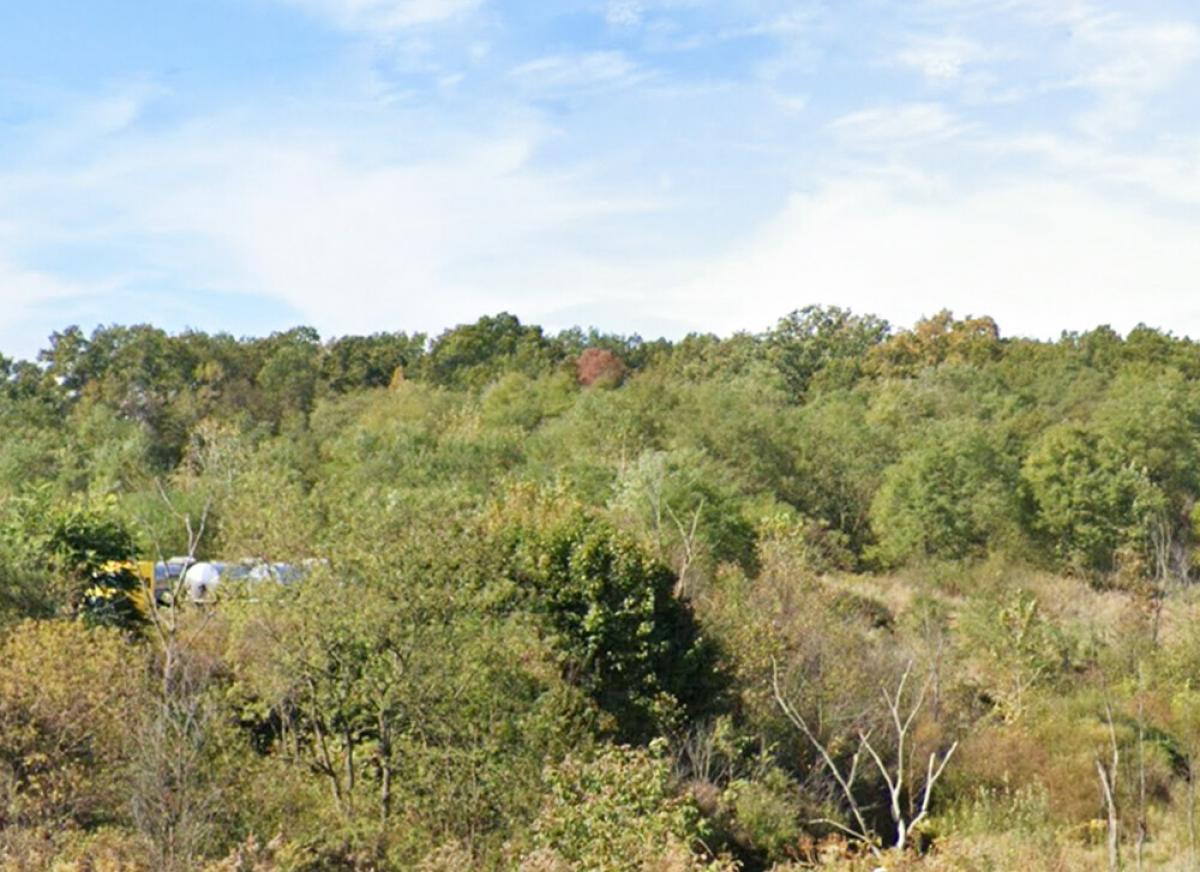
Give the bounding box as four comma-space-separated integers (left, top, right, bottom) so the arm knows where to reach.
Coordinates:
2, 0, 1199, 359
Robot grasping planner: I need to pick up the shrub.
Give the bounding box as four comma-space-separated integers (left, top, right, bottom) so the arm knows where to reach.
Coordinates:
518, 743, 735, 872
0, 620, 145, 829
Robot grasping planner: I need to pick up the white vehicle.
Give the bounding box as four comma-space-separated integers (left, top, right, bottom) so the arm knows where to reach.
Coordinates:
166, 558, 307, 602
183, 561, 222, 601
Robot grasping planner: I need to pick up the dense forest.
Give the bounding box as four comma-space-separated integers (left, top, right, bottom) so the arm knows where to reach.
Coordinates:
4, 307, 1200, 870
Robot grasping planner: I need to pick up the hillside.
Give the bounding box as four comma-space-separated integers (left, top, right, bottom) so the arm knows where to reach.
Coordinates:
1, 307, 1199, 870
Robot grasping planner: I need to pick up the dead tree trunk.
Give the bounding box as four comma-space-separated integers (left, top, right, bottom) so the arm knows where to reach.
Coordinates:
1096, 702, 1121, 872
773, 659, 957, 856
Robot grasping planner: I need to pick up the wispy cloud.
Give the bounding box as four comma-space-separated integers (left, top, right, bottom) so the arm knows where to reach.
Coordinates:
830, 103, 971, 148
915, 1, 1200, 132
1068, 15, 1200, 135
0, 95, 672, 350
277, 0, 483, 32
0, 260, 79, 320
1003, 133, 1200, 204
509, 51, 649, 94
893, 35, 988, 81
605, 0, 643, 28
6, 83, 165, 160
736, 11, 816, 38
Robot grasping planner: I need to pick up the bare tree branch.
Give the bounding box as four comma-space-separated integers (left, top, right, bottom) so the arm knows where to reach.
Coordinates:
774, 657, 958, 854
773, 658, 882, 858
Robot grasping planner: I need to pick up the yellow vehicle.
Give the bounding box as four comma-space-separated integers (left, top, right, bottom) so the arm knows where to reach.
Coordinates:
82, 560, 155, 625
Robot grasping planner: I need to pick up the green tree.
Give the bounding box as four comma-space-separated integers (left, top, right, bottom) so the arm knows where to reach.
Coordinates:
226, 527, 588, 865
256, 327, 322, 426
764, 305, 890, 399
612, 447, 757, 591
870, 419, 1022, 566
423, 313, 563, 389
321, 332, 426, 393
500, 504, 727, 743
1022, 424, 1144, 574
791, 390, 894, 555
1024, 369, 1200, 578
866, 310, 1001, 378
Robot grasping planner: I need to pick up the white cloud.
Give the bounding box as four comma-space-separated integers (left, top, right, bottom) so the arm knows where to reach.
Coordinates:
0, 260, 78, 314
9, 87, 1200, 352
509, 51, 648, 94
0, 101, 678, 346
1068, 16, 1200, 135
9, 83, 164, 158
0, 257, 86, 359
738, 12, 816, 38
1076, 21, 1200, 91
605, 0, 643, 27
278, 0, 483, 31
894, 35, 987, 81
830, 103, 971, 148
904, 2, 1200, 131
1003, 133, 1200, 204
668, 174, 1200, 338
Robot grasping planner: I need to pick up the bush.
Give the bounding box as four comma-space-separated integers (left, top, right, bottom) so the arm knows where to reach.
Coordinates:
517, 743, 735, 872
0, 620, 146, 829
